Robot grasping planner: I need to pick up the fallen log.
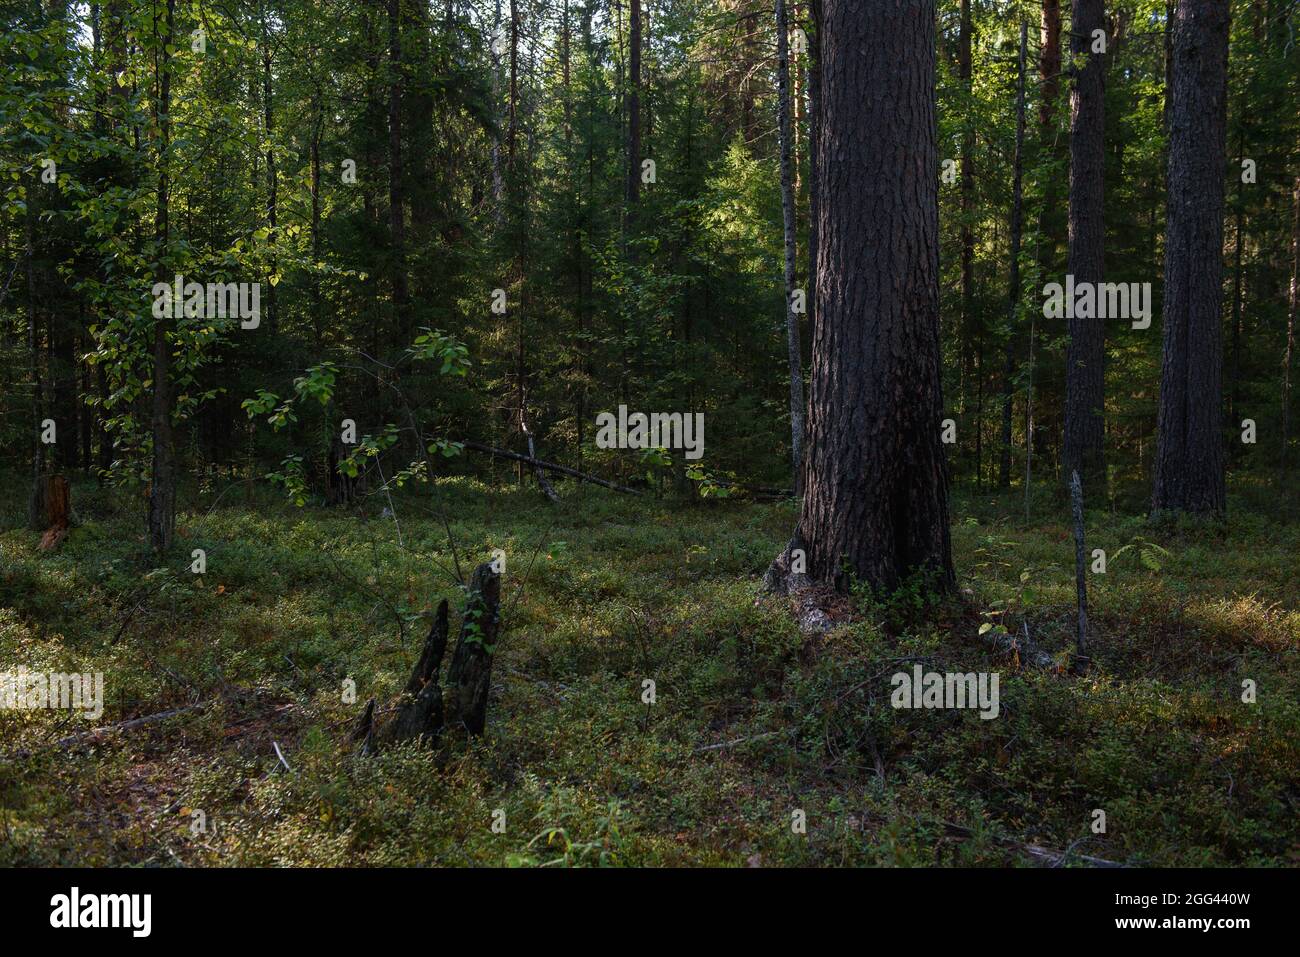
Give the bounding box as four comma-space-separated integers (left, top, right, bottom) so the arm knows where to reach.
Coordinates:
519, 408, 561, 503
56, 702, 206, 746
2, 702, 208, 763
461, 442, 642, 495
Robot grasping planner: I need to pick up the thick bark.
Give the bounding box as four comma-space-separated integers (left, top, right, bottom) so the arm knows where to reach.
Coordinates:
1063, 0, 1107, 487
1069, 470, 1089, 672
807, 0, 822, 348
1151, 0, 1229, 515
31, 474, 70, 534
1039, 0, 1061, 130
444, 563, 501, 736
782, 0, 953, 595
776, 0, 804, 494
356, 599, 450, 751
1000, 22, 1028, 488
382, 600, 450, 746
1036, 0, 1062, 276
1228, 127, 1245, 427
1029, 0, 1061, 488
355, 566, 503, 751
310, 90, 323, 340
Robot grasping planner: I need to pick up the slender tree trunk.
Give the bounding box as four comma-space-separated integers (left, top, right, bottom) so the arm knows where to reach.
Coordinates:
1280, 175, 1298, 478
1039, 0, 1061, 130
626, 0, 641, 213
26, 169, 46, 530
1000, 22, 1027, 488
261, 15, 277, 335
387, 0, 408, 338
1037, 0, 1062, 275
1229, 127, 1245, 427
1033, 0, 1062, 473
1063, 0, 1107, 488
490, 0, 503, 213
784, 0, 953, 595
148, 0, 177, 552
777, 0, 804, 493
1151, 0, 1230, 515
959, 0, 975, 483
310, 89, 323, 341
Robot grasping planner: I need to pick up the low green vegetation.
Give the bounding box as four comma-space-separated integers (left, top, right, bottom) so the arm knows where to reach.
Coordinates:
2, 476, 1296, 866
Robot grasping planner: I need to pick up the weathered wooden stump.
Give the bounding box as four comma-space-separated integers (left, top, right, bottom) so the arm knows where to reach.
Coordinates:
353, 561, 503, 753
444, 562, 502, 736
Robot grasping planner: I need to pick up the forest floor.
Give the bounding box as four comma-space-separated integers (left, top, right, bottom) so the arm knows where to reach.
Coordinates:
1, 474, 1298, 866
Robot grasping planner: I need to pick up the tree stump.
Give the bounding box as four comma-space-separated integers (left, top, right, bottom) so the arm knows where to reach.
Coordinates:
352, 562, 503, 752
444, 562, 501, 736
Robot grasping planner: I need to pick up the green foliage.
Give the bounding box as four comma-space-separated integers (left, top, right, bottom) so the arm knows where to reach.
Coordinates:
4, 478, 1295, 866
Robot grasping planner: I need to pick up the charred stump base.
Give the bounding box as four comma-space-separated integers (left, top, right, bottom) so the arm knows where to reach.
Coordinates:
353, 562, 502, 754
761, 537, 836, 636
764, 537, 1059, 671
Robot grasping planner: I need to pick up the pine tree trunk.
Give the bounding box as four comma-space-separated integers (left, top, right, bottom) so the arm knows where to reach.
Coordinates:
807, 0, 822, 348
1151, 0, 1229, 515
1063, 0, 1107, 488
148, 0, 176, 553
1036, 0, 1062, 278
958, 0, 975, 484
1277, 176, 1297, 477
776, 0, 804, 494
387, 0, 408, 337
1000, 22, 1027, 488
785, 0, 954, 595
626, 0, 641, 212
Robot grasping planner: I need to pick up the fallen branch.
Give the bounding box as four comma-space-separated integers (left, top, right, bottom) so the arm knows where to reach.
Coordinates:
1, 702, 208, 763
694, 729, 793, 754
272, 740, 293, 772
519, 405, 562, 503
854, 808, 1125, 868
461, 442, 642, 495
708, 478, 794, 498
55, 703, 206, 747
